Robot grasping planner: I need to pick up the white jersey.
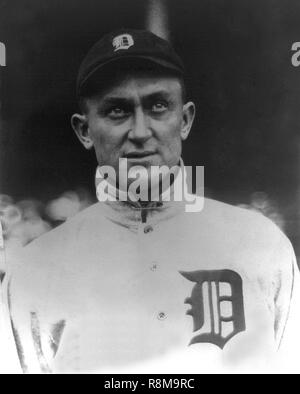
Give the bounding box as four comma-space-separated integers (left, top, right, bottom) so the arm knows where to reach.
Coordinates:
4, 193, 300, 373
0, 220, 4, 274
0, 220, 22, 373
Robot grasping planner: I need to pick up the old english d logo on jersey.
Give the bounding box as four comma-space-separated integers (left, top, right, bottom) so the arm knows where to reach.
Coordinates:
112, 34, 134, 51
180, 269, 246, 349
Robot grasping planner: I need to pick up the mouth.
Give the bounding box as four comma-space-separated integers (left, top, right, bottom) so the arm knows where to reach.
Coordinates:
123, 151, 155, 159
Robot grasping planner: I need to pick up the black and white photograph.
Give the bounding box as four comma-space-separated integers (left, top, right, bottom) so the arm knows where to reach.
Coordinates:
0, 0, 300, 375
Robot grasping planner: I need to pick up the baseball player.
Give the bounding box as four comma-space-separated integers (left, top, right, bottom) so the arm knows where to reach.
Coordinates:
5, 29, 300, 373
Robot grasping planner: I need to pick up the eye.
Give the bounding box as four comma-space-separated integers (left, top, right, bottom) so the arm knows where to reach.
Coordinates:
151, 101, 168, 113
107, 106, 129, 119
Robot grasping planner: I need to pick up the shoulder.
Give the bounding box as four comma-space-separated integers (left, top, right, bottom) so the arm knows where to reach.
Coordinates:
201, 197, 289, 243
188, 197, 295, 272
216, 198, 294, 270
7, 202, 107, 294
16, 202, 105, 259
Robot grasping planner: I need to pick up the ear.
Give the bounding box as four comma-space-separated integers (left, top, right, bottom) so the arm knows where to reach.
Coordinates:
180, 101, 195, 141
71, 113, 94, 150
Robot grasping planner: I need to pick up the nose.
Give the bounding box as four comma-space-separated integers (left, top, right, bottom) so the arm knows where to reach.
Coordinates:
128, 108, 152, 143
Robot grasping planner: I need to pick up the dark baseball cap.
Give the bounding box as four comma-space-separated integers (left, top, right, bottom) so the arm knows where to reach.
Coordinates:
77, 28, 185, 97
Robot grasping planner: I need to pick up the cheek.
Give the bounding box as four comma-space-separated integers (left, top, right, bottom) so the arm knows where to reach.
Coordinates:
156, 112, 182, 137
89, 121, 125, 164
155, 117, 182, 148
153, 119, 183, 167
89, 119, 107, 144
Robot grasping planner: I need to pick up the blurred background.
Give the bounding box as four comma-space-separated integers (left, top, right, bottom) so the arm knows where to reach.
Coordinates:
0, 0, 300, 272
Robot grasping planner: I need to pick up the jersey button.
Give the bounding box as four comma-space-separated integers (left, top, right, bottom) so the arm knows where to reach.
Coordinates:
144, 225, 153, 234
157, 311, 167, 321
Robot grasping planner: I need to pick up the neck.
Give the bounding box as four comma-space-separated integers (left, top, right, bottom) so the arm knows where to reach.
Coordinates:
95, 159, 185, 208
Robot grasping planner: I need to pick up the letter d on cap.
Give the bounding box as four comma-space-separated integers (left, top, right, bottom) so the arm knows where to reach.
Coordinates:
0, 42, 6, 66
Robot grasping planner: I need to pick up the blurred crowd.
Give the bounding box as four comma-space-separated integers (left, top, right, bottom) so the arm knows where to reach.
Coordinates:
0, 189, 285, 275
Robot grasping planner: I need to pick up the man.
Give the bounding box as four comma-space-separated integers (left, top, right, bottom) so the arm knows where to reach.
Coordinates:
5, 29, 300, 373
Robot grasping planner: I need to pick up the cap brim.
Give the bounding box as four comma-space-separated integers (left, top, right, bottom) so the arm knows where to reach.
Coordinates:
78, 55, 184, 96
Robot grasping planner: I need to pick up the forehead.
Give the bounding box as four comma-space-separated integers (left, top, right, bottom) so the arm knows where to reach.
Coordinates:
89, 71, 182, 102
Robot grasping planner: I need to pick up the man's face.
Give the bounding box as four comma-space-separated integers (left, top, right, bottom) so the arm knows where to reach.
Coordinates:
72, 71, 195, 190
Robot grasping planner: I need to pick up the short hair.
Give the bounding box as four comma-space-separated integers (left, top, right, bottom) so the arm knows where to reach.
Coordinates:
78, 58, 186, 114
